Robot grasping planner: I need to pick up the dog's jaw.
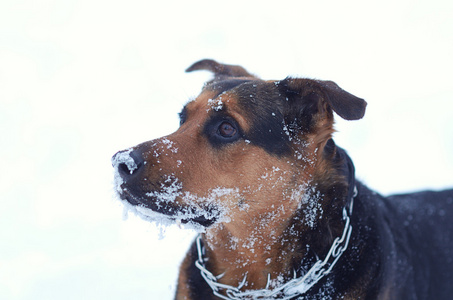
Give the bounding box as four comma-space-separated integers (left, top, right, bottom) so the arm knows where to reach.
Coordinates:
114, 185, 224, 231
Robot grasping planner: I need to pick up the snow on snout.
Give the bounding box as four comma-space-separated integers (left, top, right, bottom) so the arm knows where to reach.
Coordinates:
112, 148, 136, 192
151, 138, 179, 161
112, 148, 137, 174
160, 138, 178, 153
146, 176, 183, 203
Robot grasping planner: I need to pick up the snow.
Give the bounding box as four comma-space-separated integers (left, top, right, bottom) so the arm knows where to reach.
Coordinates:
112, 148, 137, 174
161, 138, 178, 153
207, 98, 224, 111
1, 1, 453, 299
119, 184, 241, 234
145, 176, 183, 203
300, 186, 324, 229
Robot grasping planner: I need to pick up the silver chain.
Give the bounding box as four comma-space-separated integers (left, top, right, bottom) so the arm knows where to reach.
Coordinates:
195, 187, 357, 300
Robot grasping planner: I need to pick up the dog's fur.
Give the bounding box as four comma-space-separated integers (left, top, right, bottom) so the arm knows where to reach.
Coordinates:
112, 59, 453, 299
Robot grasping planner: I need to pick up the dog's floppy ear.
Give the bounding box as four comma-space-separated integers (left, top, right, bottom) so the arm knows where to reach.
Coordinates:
186, 59, 256, 78
279, 78, 367, 123
315, 80, 367, 121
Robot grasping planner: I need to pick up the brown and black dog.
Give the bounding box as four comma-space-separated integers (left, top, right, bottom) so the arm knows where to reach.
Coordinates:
112, 59, 453, 299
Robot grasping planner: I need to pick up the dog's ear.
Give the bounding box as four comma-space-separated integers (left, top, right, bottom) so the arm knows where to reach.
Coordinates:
279, 78, 367, 122
315, 80, 367, 121
186, 59, 256, 78
277, 78, 366, 148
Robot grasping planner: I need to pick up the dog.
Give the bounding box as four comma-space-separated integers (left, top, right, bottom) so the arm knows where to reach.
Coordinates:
112, 59, 453, 299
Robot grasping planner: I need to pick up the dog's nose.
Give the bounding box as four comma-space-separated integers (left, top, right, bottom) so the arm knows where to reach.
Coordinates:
112, 149, 145, 180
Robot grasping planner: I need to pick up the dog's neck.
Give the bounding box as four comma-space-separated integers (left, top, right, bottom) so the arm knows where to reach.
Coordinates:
197, 145, 358, 297
202, 212, 302, 290
197, 187, 355, 299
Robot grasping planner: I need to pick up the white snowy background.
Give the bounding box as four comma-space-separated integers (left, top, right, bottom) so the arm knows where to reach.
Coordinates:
1, 0, 452, 299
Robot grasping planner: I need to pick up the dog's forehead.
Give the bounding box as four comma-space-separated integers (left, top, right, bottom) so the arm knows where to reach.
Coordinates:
184, 79, 282, 119
204, 78, 256, 97
206, 78, 279, 97
186, 79, 256, 108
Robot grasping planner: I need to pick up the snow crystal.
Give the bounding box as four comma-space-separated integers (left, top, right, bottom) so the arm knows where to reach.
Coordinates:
145, 176, 182, 203
298, 185, 323, 228
229, 236, 239, 250
121, 200, 180, 239
112, 148, 136, 174
289, 182, 324, 229
268, 274, 285, 289
242, 237, 256, 251
207, 98, 223, 111
161, 138, 178, 153
282, 124, 292, 141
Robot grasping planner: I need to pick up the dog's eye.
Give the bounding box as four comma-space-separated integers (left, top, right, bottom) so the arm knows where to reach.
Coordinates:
204, 117, 242, 146
218, 121, 237, 138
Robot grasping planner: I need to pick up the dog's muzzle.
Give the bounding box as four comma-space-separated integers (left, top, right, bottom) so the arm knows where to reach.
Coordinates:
111, 148, 220, 228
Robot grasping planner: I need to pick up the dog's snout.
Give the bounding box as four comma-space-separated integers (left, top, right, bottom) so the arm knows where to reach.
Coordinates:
112, 149, 145, 180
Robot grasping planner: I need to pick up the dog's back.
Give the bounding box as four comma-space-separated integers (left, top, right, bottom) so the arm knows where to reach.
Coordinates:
384, 189, 453, 298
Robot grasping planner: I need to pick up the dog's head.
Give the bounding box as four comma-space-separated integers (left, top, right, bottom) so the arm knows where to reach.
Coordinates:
112, 59, 366, 232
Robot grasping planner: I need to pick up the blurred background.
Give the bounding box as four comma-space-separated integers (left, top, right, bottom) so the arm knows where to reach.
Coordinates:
1, 0, 452, 299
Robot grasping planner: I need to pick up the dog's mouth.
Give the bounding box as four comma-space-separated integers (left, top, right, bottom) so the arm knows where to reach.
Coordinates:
116, 185, 221, 229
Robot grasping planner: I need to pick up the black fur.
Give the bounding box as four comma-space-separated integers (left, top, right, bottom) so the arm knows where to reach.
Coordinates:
185, 241, 215, 300
179, 106, 188, 125
206, 79, 253, 98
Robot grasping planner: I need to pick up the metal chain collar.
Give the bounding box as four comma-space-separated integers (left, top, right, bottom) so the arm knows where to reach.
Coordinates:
194, 187, 357, 300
